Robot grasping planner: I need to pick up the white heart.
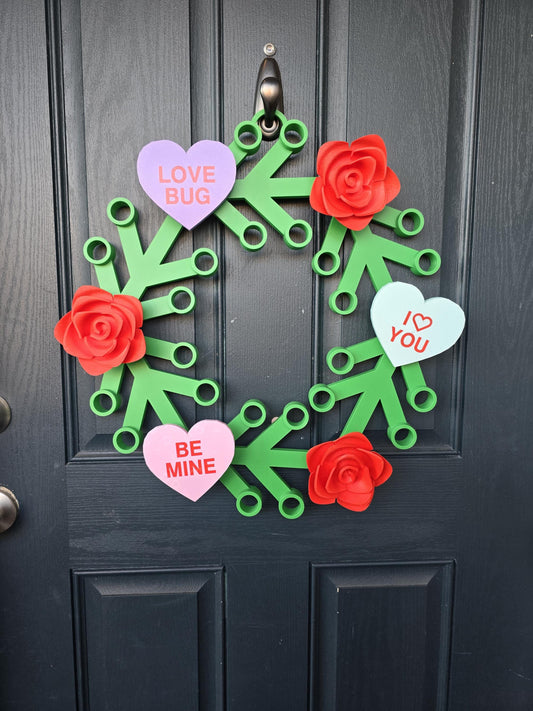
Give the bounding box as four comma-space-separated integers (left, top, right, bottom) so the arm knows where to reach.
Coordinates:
370, 282, 465, 367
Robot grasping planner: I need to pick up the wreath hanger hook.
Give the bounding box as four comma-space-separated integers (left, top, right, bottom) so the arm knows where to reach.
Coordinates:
254, 43, 284, 141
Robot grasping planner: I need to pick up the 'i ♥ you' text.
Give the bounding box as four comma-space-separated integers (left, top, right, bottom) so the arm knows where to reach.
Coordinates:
390, 310, 432, 355
371, 282, 466, 367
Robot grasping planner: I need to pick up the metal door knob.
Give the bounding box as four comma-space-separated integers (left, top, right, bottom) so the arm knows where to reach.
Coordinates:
0, 487, 19, 532
0, 396, 11, 433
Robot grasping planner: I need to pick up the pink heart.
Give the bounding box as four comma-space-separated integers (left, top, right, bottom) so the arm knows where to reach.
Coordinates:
143, 421, 235, 501
137, 140, 236, 229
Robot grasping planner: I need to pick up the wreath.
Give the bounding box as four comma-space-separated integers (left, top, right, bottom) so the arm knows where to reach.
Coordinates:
55, 110, 464, 518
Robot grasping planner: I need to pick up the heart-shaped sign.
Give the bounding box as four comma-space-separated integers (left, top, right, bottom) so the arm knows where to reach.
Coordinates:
143, 420, 235, 501
370, 282, 465, 367
137, 140, 236, 230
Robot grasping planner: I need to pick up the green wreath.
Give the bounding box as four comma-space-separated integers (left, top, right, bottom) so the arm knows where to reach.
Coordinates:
55, 110, 448, 519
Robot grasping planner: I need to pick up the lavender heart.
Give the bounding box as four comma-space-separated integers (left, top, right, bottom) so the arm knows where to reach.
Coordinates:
137, 139, 236, 229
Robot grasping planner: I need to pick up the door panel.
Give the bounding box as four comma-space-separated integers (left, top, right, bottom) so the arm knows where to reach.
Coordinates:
1, 0, 532, 709
311, 563, 454, 710
62, 0, 476, 457
451, 0, 533, 706
225, 561, 310, 709
73, 569, 223, 710
0, 1, 75, 708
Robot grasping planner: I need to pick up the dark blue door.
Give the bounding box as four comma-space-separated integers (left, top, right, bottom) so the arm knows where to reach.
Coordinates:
1, 0, 532, 709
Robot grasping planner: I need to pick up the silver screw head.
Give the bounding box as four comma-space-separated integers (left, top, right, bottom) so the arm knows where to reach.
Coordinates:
263, 43, 276, 57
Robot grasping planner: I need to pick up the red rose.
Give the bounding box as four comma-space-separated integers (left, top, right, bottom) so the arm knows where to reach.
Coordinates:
54, 286, 146, 375
310, 135, 400, 230
307, 432, 392, 511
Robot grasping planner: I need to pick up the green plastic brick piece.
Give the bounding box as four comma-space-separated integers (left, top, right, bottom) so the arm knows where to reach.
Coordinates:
310, 198, 440, 452
83, 237, 120, 294
110, 359, 219, 454
226, 400, 309, 519
144, 337, 198, 369
372, 205, 425, 237
312, 217, 441, 314
142, 286, 196, 320
84, 112, 318, 469
217, 111, 315, 250
77, 110, 446, 517
84, 198, 220, 453
309, 337, 437, 450
90, 365, 125, 416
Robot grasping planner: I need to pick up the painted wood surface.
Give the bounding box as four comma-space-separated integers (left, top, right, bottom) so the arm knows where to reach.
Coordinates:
0, 0, 531, 709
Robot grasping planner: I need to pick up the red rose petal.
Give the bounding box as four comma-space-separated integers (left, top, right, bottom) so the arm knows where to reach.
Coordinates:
109, 336, 133, 364
321, 184, 355, 217
327, 152, 358, 193
332, 470, 367, 495
340, 169, 364, 195
89, 319, 112, 340
115, 293, 144, 328
308, 488, 336, 506
111, 302, 137, 336
337, 213, 373, 231
77, 355, 111, 376
72, 285, 112, 303
319, 442, 373, 472
351, 134, 387, 153
350, 135, 388, 180
323, 464, 352, 494
383, 167, 401, 203
83, 335, 116, 357
54, 312, 73, 345
73, 302, 114, 325
62, 321, 92, 357
309, 176, 328, 214
341, 432, 374, 450
360, 181, 387, 214
350, 155, 377, 185
325, 461, 372, 495
343, 185, 373, 210
351, 146, 387, 182
312, 464, 335, 501
124, 330, 146, 364
334, 165, 359, 195
308, 467, 336, 505
318, 446, 353, 473
306, 440, 331, 472
346, 466, 373, 493
316, 141, 351, 177
353, 448, 386, 474
72, 289, 113, 312
73, 311, 119, 340
336, 489, 375, 512
372, 455, 393, 486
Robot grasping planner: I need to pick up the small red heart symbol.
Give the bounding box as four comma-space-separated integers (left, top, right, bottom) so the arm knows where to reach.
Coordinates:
412, 313, 433, 331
